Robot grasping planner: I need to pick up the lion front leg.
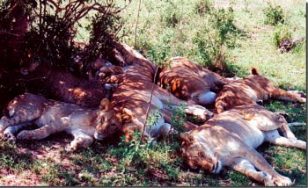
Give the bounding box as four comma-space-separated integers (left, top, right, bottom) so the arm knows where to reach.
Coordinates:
232, 158, 293, 186
241, 146, 293, 186
183, 105, 214, 121
270, 88, 306, 103
16, 124, 57, 140
231, 158, 274, 186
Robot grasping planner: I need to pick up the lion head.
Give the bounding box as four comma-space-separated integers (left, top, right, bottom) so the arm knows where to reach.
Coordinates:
180, 132, 222, 174
94, 98, 122, 140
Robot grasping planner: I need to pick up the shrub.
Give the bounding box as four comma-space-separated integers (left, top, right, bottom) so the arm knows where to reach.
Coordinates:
210, 7, 238, 48
83, 5, 124, 64
192, 29, 221, 67
264, 3, 285, 26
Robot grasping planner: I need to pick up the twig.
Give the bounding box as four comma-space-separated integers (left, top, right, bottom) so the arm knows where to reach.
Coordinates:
134, 0, 142, 47
288, 122, 306, 127
0, 31, 21, 37
141, 66, 159, 142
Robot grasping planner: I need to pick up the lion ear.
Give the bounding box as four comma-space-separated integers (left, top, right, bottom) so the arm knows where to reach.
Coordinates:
122, 108, 133, 116
251, 67, 259, 75
180, 133, 193, 144
100, 98, 110, 111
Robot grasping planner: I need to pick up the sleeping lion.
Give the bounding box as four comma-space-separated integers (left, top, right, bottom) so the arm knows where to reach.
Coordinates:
181, 104, 306, 186
0, 93, 117, 151
215, 68, 306, 113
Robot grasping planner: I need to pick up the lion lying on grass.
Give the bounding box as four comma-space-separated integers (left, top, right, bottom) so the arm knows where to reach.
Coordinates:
181, 104, 306, 186
159, 57, 229, 106
0, 93, 117, 151
215, 68, 306, 113
94, 43, 214, 142
0, 44, 215, 148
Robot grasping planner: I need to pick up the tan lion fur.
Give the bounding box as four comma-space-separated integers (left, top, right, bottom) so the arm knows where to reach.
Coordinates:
159, 57, 229, 106
0, 93, 117, 151
94, 44, 214, 142
215, 68, 306, 113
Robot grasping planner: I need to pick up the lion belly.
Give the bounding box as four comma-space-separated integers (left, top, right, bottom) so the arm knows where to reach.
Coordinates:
215, 116, 265, 149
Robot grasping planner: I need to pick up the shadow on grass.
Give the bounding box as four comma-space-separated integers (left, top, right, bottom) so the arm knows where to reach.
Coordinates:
0, 141, 34, 171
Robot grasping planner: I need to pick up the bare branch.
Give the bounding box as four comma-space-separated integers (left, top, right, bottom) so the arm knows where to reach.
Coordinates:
288, 122, 306, 127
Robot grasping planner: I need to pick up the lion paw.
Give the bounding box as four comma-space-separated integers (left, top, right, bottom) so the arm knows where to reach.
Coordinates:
65, 144, 77, 152
289, 90, 306, 103
16, 130, 32, 140
297, 95, 306, 103
3, 131, 16, 143
263, 172, 274, 186
299, 97, 306, 103
184, 105, 213, 121
273, 175, 293, 186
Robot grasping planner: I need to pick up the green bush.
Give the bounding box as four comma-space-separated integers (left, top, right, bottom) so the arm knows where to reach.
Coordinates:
210, 7, 238, 48
264, 3, 285, 25
147, 30, 174, 65
192, 29, 221, 67
192, 7, 239, 69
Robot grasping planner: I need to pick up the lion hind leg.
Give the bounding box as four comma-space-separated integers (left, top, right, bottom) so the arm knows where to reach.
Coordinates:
265, 130, 306, 150
231, 158, 273, 186
65, 129, 94, 152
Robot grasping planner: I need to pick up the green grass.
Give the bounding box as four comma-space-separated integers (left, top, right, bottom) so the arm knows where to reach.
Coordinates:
0, 0, 306, 186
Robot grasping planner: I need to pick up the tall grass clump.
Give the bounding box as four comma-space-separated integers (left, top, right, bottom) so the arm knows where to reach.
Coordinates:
160, 1, 181, 28
263, 3, 285, 26
146, 29, 174, 66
